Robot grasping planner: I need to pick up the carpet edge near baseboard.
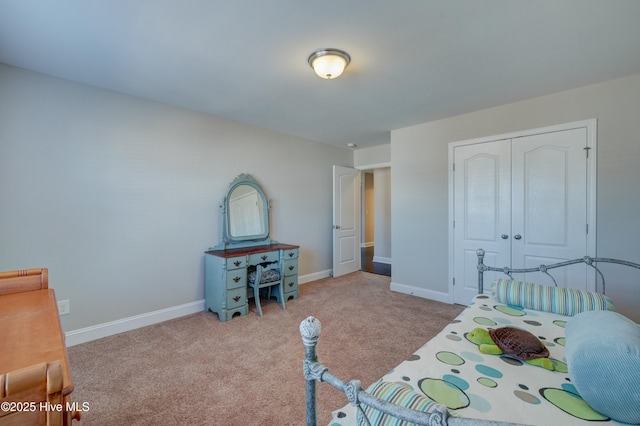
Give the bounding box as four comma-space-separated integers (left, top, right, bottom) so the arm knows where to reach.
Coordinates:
63, 270, 332, 347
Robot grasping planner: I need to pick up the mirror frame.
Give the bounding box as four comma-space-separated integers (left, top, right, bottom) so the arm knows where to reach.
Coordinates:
221, 174, 271, 245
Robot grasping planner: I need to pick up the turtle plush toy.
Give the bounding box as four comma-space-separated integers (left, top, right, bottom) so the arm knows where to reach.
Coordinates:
467, 327, 555, 371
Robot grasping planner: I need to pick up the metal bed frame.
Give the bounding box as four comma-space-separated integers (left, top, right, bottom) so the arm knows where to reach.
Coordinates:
476, 248, 640, 295
300, 248, 640, 426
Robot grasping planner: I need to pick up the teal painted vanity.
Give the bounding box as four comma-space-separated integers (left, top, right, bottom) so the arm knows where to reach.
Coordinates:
204, 243, 299, 321
204, 174, 300, 321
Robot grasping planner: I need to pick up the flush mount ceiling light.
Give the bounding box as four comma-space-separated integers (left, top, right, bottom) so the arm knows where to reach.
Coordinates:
308, 48, 351, 79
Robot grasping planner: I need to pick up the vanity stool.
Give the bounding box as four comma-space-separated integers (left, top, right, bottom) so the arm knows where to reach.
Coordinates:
247, 262, 285, 316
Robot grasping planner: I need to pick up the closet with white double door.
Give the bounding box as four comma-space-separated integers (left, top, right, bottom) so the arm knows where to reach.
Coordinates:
449, 120, 597, 305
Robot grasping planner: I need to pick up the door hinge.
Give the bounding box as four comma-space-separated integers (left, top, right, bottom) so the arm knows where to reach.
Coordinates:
586, 223, 589, 234
584, 146, 591, 158
452, 277, 455, 286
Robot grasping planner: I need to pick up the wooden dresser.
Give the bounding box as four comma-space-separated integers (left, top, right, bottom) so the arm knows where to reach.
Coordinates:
204, 243, 299, 321
0, 288, 80, 425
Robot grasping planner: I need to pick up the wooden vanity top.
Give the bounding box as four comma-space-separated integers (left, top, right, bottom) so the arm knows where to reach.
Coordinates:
205, 243, 299, 258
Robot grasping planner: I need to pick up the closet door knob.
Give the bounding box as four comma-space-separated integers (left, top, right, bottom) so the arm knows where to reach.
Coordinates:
514, 234, 522, 240
501, 234, 509, 239
334, 225, 341, 229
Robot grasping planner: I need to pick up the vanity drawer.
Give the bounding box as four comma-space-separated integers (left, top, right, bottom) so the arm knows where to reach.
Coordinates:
249, 250, 279, 265
283, 248, 299, 260
226, 286, 246, 309
226, 269, 246, 289
283, 259, 298, 276
226, 256, 246, 270
283, 275, 298, 293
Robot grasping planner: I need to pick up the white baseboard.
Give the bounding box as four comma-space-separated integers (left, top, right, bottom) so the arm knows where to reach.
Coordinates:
390, 281, 451, 304
65, 270, 334, 346
373, 256, 391, 264
299, 269, 332, 284
65, 300, 205, 347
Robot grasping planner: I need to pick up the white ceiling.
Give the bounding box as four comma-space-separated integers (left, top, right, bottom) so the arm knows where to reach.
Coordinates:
2, 1, 640, 149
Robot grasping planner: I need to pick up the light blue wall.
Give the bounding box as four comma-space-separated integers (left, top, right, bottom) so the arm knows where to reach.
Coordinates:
4, 62, 638, 335
0, 64, 352, 332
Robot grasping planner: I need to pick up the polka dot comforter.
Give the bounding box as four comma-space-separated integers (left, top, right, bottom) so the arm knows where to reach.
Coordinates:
330, 294, 624, 426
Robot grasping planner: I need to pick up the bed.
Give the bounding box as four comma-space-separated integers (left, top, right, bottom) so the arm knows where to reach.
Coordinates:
300, 249, 640, 426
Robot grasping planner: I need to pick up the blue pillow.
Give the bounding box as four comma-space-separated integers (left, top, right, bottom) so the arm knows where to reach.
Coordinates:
357, 381, 437, 425
492, 279, 614, 315
565, 310, 640, 424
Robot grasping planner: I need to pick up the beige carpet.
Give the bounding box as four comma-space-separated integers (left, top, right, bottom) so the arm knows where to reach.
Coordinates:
67, 272, 464, 425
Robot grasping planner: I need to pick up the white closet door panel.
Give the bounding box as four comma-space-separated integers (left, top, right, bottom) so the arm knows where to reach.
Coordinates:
453, 140, 511, 303
511, 128, 588, 287
465, 155, 499, 240
522, 146, 568, 246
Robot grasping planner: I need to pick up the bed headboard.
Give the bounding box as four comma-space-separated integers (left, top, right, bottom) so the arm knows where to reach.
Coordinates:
476, 248, 640, 295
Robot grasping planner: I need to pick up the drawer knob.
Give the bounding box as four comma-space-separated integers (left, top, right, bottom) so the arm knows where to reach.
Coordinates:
233, 296, 241, 302
288, 282, 293, 287
261, 255, 268, 261
234, 260, 241, 267
233, 276, 241, 282
288, 252, 294, 257
288, 266, 294, 271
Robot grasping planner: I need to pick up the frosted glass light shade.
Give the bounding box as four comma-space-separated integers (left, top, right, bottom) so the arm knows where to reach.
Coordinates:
308, 49, 351, 79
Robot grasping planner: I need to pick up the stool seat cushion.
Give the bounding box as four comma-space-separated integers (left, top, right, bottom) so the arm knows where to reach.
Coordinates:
248, 269, 280, 285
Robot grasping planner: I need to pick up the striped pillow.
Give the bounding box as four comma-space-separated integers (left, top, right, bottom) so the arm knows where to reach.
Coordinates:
492, 279, 614, 316
358, 381, 436, 426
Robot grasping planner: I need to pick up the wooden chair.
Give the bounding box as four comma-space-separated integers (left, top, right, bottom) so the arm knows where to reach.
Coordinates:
0, 268, 48, 296
0, 361, 64, 426
248, 262, 285, 316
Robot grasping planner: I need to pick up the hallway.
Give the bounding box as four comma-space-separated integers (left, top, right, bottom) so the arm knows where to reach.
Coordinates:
361, 246, 391, 276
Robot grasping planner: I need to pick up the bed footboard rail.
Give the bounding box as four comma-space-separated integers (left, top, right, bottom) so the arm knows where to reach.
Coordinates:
300, 317, 524, 426
476, 248, 640, 294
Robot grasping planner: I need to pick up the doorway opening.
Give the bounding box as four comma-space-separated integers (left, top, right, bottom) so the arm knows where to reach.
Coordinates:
361, 246, 391, 276
360, 168, 391, 277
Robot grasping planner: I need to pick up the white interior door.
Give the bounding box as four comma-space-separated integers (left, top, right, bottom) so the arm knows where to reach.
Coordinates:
333, 165, 361, 277
511, 128, 590, 286
453, 140, 511, 303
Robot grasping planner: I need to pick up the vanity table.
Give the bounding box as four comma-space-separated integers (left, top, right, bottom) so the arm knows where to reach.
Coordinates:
204, 243, 299, 321
204, 174, 300, 321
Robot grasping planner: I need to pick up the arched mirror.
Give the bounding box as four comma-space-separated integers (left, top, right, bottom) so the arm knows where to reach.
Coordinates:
221, 174, 271, 245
